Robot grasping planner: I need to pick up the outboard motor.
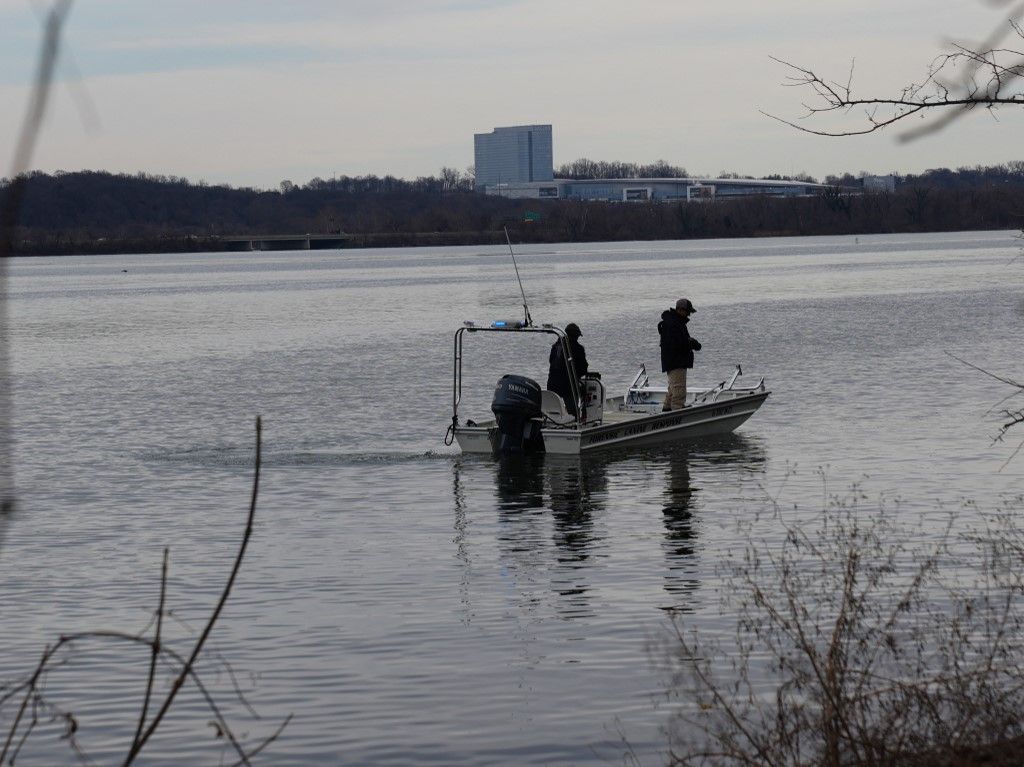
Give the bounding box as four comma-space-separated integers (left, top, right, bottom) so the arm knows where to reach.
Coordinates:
491, 374, 545, 454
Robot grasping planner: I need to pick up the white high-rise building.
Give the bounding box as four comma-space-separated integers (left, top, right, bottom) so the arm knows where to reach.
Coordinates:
473, 125, 553, 190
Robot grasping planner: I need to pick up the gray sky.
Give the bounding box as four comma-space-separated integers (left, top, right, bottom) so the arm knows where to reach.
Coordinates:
2, 0, 1022, 188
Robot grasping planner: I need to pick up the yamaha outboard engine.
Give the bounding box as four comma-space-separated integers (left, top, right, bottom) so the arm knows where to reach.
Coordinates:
491, 374, 545, 454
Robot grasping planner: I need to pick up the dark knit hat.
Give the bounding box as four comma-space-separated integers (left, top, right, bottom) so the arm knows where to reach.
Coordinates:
675, 298, 696, 314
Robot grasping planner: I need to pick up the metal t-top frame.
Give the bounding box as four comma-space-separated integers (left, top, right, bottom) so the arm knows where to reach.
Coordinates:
452, 321, 583, 428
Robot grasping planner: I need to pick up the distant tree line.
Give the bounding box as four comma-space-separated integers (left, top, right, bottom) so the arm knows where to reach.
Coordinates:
825, 160, 1024, 189
555, 158, 1024, 188
555, 158, 689, 179
2, 163, 1023, 255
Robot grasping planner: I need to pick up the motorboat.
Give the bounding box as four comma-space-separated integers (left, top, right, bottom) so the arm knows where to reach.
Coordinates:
446, 320, 769, 456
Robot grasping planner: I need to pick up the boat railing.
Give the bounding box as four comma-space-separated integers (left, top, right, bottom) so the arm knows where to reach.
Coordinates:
693, 364, 744, 405
624, 364, 651, 405
629, 364, 649, 391
624, 363, 764, 409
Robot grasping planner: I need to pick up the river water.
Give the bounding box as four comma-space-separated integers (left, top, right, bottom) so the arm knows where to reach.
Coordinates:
1, 230, 1022, 765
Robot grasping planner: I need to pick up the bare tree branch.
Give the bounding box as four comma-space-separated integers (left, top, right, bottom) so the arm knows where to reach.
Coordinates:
0, 0, 73, 551
1, 417, 288, 764
946, 351, 1024, 466
763, 5, 1024, 140
124, 416, 263, 765
3, 627, 282, 766
129, 547, 168, 753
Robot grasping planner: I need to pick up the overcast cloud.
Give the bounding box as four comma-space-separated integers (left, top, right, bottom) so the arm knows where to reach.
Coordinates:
2, 0, 1021, 187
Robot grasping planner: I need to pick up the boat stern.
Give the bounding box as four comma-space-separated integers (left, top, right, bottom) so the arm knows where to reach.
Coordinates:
453, 423, 499, 454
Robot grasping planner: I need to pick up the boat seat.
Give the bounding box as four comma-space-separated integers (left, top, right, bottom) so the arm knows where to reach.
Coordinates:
540, 390, 576, 425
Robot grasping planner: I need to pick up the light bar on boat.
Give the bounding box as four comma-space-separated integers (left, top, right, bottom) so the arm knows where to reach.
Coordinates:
491, 320, 525, 328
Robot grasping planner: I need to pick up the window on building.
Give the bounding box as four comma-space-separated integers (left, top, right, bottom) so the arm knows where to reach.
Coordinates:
687, 185, 716, 201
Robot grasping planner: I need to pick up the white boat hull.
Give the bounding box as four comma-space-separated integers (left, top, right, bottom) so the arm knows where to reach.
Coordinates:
454, 389, 769, 455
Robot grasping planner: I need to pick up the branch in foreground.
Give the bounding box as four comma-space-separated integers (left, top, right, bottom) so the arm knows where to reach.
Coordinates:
125, 416, 264, 764
0, 417, 288, 764
1, 0, 73, 551
946, 351, 1024, 468
763, 8, 1024, 141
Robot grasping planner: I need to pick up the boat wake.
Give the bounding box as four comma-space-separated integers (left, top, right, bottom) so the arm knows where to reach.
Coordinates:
138, 446, 458, 468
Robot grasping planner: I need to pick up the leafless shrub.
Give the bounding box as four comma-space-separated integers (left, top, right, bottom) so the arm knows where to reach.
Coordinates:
662, 488, 1024, 766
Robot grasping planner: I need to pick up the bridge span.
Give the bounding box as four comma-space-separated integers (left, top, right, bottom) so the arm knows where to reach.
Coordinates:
217, 233, 352, 251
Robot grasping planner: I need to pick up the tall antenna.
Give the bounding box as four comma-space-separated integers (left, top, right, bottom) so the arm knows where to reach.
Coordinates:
504, 226, 532, 327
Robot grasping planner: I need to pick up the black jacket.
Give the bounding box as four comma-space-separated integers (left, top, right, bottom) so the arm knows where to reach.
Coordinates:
547, 338, 588, 414
659, 309, 701, 372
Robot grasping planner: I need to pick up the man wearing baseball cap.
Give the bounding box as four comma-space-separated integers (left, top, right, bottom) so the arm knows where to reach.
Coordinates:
658, 298, 702, 411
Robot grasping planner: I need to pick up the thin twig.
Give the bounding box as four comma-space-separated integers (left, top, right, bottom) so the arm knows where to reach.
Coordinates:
225, 714, 293, 767
208, 650, 261, 719
5, 627, 285, 765
130, 546, 168, 752
945, 351, 1024, 467
946, 351, 1023, 389
124, 415, 262, 765
0, 644, 55, 763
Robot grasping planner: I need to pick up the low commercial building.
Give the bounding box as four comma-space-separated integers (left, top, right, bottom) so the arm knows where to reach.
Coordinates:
862, 174, 897, 193
483, 177, 827, 201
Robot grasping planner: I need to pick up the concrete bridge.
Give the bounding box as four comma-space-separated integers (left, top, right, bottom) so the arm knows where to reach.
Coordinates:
217, 233, 353, 251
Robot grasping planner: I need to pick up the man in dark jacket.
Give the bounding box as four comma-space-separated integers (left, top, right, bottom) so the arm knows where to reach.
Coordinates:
658, 298, 701, 411
547, 323, 588, 416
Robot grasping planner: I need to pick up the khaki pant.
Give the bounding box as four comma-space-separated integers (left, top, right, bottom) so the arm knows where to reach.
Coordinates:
663, 368, 688, 411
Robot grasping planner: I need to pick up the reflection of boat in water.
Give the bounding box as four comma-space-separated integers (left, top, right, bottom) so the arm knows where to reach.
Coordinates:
472, 433, 765, 528
660, 445, 699, 605
493, 453, 609, 566
448, 322, 769, 456
463, 453, 608, 620
451, 433, 767, 615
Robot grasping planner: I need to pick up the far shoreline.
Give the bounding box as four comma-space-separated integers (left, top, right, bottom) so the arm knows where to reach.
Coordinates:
8, 223, 1022, 258
6, 167, 1024, 257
